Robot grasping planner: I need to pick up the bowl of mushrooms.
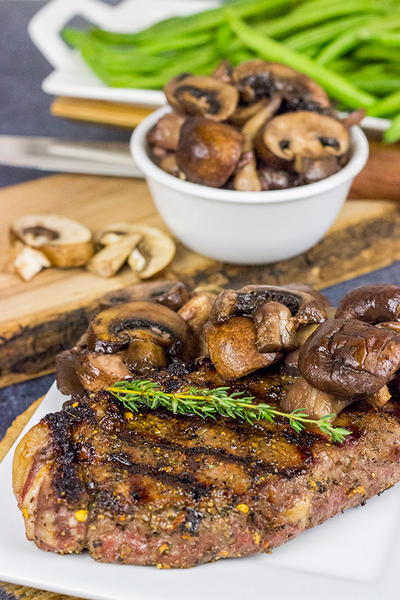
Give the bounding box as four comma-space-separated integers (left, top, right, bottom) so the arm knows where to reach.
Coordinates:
132, 60, 369, 265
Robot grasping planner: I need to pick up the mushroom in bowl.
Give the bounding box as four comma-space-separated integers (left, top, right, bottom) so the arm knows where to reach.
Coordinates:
131, 61, 368, 264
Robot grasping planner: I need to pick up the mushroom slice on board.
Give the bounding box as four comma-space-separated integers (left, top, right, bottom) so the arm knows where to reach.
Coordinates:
11, 214, 94, 268
204, 317, 280, 380
256, 111, 350, 175
335, 284, 400, 324
87, 301, 197, 362
7, 241, 51, 281
177, 117, 242, 187
232, 60, 331, 112
87, 234, 141, 278
233, 94, 281, 191
96, 222, 175, 279
164, 74, 238, 121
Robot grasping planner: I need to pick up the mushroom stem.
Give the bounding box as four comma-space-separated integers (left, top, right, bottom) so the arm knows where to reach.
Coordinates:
281, 377, 351, 420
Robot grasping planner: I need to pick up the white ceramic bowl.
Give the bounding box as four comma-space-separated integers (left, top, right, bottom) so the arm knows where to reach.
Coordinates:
131, 107, 369, 265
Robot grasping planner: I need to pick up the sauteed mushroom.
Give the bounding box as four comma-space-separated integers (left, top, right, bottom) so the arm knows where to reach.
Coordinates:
165, 74, 238, 121
233, 95, 281, 191
232, 61, 331, 112
336, 284, 400, 323
176, 117, 242, 187
98, 281, 190, 312
256, 111, 350, 174
147, 112, 185, 151
210, 284, 327, 353
299, 319, 400, 397
87, 301, 197, 362
204, 316, 280, 380
281, 377, 351, 420
212, 60, 233, 84
178, 291, 217, 336
76, 351, 131, 393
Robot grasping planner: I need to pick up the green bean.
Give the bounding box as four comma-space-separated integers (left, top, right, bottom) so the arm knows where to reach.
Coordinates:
318, 13, 400, 64
135, 32, 213, 55
370, 32, 400, 47
226, 9, 376, 108
93, 0, 294, 45
368, 90, 400, 116
384, 113, 400, 143
257, 0, 387, 39
284, 15, 370, 50
347, 78, 400, 95
355, 44, 400, 62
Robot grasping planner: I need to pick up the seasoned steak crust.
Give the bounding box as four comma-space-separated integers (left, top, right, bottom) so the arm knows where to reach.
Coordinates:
13, 363, 400, 568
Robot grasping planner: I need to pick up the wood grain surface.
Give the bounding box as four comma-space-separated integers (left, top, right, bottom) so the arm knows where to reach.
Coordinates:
1, 173, 399, 388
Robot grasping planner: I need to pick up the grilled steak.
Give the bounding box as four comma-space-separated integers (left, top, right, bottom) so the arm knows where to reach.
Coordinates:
13, 362, 400, 568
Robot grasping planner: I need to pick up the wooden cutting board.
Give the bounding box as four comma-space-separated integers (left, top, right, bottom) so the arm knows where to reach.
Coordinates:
1, 173, 399, 389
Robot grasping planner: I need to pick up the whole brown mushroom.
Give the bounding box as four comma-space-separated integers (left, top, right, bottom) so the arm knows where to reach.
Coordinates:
176, 117, 242, 187
335, 284, 400, 324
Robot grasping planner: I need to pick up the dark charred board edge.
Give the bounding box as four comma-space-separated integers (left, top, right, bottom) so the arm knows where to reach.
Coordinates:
1, 213, 400, 389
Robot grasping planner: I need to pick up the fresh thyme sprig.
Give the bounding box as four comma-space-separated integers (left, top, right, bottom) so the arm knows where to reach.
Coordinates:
106, 380, 351, 444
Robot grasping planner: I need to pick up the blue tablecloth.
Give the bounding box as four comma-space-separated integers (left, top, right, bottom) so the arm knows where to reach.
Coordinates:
0, 0, 399, 440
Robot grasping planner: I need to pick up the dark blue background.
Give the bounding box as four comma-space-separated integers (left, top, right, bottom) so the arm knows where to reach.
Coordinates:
1, 0, 399, 440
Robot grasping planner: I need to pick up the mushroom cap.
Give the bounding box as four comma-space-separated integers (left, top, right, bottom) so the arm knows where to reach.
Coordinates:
232, 61, 331, 111
87, 301, 197, 361
335, 284, 400, 324
176, 117, 242, 187
257, 111, 350, 169
164, 74, 238, 121
204, 316, 280, 380
299, 318, 400, 397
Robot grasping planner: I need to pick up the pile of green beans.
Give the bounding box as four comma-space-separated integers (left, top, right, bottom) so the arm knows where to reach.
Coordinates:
64, 0, 400, 141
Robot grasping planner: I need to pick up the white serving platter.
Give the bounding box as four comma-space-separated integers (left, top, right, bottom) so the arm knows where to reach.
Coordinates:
28, 0, 390, 133
2, 382, 400, 600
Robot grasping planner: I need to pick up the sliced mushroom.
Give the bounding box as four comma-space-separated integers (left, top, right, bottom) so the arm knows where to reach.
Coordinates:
258, 167, 298, 190
254, 301, 297, 352
87, 234, 141, 278
229, 98, 270, 127
164, 74, 238, 121
281, 377, 351, 420
76, 350, 131, 393
178, 291, 217, 336
367, 385, 391, 409
233, 95, 281, 191
87, 301, 197, 361
335, 285, 400, 324
295, 155, 341, 184
204, 316, 280, 380
210, 284, 327, 353
125, 335, 168, 372
341, 109, 366, 129
7, 241, 50, 281
232, 61, 331, 112
11, 214, 94, 268
212, 60, 233, 84
176, 117, 242, 187
96, 223, 175, 279
299, 319, 400, 397
256, 111, 350, 174
146, 112, 185, 151
98, 281, 190, 312
158, 152, 182, 178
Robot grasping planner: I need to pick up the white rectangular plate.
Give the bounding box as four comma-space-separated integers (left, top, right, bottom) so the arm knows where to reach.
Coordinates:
28, 0, 390, 133
2, 383, 400, 600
